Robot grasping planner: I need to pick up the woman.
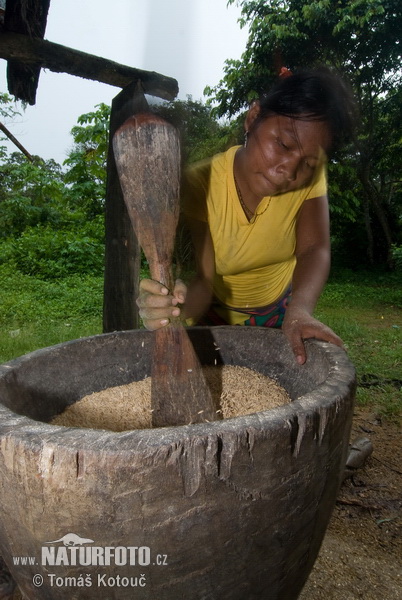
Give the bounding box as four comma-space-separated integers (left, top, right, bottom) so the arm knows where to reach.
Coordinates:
137, 68, 356, 364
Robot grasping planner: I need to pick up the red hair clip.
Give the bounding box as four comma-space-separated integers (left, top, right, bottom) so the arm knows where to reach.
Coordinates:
279, 67, 293, 78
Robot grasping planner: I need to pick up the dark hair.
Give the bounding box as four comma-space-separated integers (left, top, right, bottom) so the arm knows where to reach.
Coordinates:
258, 67, 357, 152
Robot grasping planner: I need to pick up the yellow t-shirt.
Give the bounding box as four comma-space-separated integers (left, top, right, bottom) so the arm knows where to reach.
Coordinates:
181, 146, 327, 325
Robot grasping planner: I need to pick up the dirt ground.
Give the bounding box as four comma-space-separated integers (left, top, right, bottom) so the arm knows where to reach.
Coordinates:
300, 408, 402, 600
3, 408, 401, 600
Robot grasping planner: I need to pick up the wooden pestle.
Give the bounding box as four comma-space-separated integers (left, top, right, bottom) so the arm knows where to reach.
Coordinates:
113, 113, 218, 427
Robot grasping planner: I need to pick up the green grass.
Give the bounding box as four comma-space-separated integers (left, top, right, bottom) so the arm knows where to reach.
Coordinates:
0, 264, 103, 362
0, 264, 400, 421
315, 269, 401, 421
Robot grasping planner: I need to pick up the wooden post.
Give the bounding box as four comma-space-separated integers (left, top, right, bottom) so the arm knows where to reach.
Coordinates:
103, 81, 149, 333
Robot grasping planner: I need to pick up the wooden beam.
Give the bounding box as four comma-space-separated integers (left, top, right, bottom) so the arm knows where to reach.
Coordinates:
0, 31, 179, 101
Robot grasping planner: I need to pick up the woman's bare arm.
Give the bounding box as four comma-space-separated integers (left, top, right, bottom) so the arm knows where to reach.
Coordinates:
282, 195, 344, 363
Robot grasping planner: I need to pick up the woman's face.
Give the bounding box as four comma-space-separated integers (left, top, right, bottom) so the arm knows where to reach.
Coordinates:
243, 106, 332, 198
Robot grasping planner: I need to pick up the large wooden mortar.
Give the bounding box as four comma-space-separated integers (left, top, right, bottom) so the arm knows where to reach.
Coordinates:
0, 327, 355, 600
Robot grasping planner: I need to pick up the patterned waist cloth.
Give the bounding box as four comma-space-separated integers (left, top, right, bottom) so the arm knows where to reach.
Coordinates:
197, 287, 292, 329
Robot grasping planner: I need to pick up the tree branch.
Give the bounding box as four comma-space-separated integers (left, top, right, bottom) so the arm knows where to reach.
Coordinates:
0, 121, 33, 161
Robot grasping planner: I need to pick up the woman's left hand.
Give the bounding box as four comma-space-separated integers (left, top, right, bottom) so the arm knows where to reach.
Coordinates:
282, 306, 345, 364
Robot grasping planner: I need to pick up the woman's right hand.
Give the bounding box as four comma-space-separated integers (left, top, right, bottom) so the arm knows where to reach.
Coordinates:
136, 278, 187, 330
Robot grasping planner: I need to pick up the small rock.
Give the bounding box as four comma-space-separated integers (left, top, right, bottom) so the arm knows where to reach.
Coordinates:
343, 437, 374, 480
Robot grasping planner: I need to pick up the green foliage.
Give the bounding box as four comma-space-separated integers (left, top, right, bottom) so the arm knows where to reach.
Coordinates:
390, 245, 402, 270
220, 0, 402, 114
0, 149, 105, 280
0, 94, 107, 280
327, 160, 362, 221
0, 93, 21, 121
153, 96, 235, 163
0, 217, 104, 280
0, 94, 23, 160
320, 267, 402, 307
0, 153, 67, 237
63, 103, 110, 218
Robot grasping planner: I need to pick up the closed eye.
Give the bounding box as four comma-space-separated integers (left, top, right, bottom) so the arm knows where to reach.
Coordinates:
305, 159, 318, 170
276, 137, 289, 150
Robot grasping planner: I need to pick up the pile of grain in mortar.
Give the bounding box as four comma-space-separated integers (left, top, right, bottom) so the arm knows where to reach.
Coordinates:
51, 365, 291, 432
